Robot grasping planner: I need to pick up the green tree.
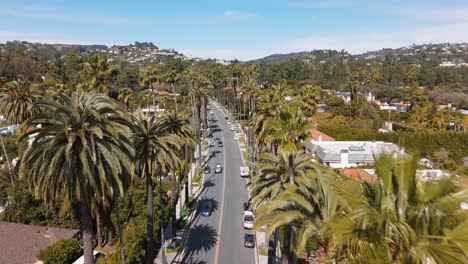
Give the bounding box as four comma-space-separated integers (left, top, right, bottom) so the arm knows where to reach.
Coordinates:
20, 91, 134, 264
117, 87, 134, 111
38, 238, 83, 264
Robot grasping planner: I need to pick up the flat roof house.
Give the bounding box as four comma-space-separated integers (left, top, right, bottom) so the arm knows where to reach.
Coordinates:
0, 222, 79, 264
307, 140, 402, 168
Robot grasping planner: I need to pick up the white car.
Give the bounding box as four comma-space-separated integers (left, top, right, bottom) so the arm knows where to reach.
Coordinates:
243, 211, 255, 229
230, 126, 235, 131
227, 121, 231, 125
234, 135, 239, 140
215, 163, 223, 173
240, 166, 249, 177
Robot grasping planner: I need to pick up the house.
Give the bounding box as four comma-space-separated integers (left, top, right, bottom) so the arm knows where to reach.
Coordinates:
307, 141, 402, 168
309, 129, 335, 142
0, 222, 79, 264
416, 169, 451, 181
419, 158, 434, 168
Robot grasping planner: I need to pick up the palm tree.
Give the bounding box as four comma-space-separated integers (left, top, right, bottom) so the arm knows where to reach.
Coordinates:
20, 91, 134, 264
161, 110, 194, 237
139, 65, 161, 113
329, 155, 468, 263
131, 114, 180, 264
117, 87, 134, 111
250, 150, 315, 264
250, 82, 293, 148
80, 53, 118, 93
0, 80, 40, 124
255, 163, 342, 260
296, 84, 318, 118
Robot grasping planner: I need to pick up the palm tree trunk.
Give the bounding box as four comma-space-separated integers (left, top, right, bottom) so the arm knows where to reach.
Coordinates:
171, 170, 177, 237
158, 176, 166, 264
145, 166, 155, 264
96, 210, 103, 247
79, 181, 94, 264
114, 192, 126, 264
282, 225, 292, 264
197, 103, 202, 168
184, 144, 190, 204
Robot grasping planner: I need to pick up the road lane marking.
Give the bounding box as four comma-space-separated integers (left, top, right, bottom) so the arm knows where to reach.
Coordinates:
214, 104, 227, 264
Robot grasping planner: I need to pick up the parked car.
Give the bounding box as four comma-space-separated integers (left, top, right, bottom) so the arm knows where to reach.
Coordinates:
244, 233, 255, 248
243, 210, 255, 229
218, 140, 223, 147
240, 166, 249, 177
201, 200, 212, 217
230, 126, 235, 131
215, 163, 223, 173
203, 166, 211, 174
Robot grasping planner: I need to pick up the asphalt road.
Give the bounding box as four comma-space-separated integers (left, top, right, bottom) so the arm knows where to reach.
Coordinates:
180, 103, 255, 264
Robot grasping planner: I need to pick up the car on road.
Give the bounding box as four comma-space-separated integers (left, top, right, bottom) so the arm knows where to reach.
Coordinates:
215, 164, 223, 173
218, 140, 223, 147
230, 126, 235, 131
203, 166, 211, 174
208, 133, 213, 138
201, 201, 212, 217
243, 210, 255, 229
240, 166, 249, 177
244, 233, 255, 248
210, 110, 214, 115
234, 135, 239, 140
227, 120, 231, 125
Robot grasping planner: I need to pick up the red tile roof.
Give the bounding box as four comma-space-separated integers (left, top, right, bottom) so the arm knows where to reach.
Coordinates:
0, 222, 79, 264
341, 169, 375, 182
150, 90, 171, 95
310, 129, 335, 141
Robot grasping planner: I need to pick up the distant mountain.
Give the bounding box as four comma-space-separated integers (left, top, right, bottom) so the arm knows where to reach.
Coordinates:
248, 43, 468, 64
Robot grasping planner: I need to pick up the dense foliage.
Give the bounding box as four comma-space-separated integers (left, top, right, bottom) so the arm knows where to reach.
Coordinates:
38, 238, 83, 264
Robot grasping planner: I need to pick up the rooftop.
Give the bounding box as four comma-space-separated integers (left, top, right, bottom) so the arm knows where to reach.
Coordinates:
0, 222, 79, 264
309, 129, 335, 141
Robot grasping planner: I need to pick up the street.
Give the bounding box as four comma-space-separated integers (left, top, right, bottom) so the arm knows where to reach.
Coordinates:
179, 102, 255, 264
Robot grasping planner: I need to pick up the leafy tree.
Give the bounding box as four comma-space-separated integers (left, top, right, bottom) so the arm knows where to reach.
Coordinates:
38, 238, 83, 264
80, 53, 118, 93
20, 91, 134, 264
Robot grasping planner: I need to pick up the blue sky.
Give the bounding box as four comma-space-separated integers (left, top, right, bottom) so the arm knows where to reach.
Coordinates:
1, 0, 468, 60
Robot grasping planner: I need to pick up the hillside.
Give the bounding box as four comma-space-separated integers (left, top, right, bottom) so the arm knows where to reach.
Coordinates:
248, 43, 468, 65
0, 41, 186, 64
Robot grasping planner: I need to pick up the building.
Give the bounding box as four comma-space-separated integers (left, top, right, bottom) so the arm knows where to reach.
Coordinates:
309, 129, 335, 142
307, 140, 402, 168
0, 222, 79, 264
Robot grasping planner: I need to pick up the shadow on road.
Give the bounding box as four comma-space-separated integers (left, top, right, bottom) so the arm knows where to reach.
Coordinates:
197, 197, 220, 213
180, 224, 218, 263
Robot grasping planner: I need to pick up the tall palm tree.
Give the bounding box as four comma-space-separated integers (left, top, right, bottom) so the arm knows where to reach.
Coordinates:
329, 155, 468, 263
255, 164, 342, 260
80, 53, 118, 93
295, 84, 318, 118
161, 110, 194, 237
250, 150, 315, 264
117, 87, 134, 111
131, 114, 180, 264
0, 80, 40, 124
20, 91, 134, 264
250, 82, 293, 147
139, 65, 161, 112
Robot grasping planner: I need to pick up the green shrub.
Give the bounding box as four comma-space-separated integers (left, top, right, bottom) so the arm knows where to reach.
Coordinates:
38, 238, 82, 264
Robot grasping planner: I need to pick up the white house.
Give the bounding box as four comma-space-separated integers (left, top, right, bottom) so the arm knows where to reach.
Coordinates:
307, 140, 403, 168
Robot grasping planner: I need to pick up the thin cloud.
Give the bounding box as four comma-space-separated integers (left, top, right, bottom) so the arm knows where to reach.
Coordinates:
0, 4, 139, 25
222, 11, 259, 19
389, 6, 468, 22
290, 0, 365, 8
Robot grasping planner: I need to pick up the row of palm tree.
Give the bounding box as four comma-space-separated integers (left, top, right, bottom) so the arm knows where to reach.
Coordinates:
246, 82, 468, 263
17, 90, 194, 264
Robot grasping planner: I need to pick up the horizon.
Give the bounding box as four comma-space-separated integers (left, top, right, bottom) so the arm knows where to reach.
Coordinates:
1, 0, 468, 60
